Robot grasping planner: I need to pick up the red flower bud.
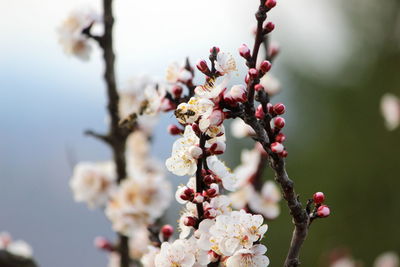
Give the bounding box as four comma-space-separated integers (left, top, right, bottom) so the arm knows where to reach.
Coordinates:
210, 46, 220, 54
184, 187, 194, 197
94, 237, 114, 252
273, 103, 286, 115
204, 175, 215, 185
255, 84, 264, 92
273, 117, 285, 129
279, 150, 288, 158
313, 192, 325, 204
248, 68, 258, 78
161, 225, 174, 239
317, 205, 330, 218
183, 216, 197, 227
267, 103, 274, 114
196, 60, 209, 73
275, 132, 286, 143
209, 141, 226, 155
238, 44, 251, 59
264, 22, 275, 33
265, 0, 277, 9
260, 60, 272, 73
271, 142, 284, 153
167, 124, 182, 135
255, 104, 265, 119
171, 85, 183, 98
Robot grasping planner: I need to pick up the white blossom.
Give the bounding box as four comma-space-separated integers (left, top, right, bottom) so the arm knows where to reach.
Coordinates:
0, 232, 33, 259
214, 53, 237, 75
129, 226, 152, 259
155, 239, 196, 267
207, 156, 237, 191
226, 244, 270, 267
374, 252, 399, 267
141, 246, 160, 267
57, 8, 99, 60
380, 93, 400, 131
259, 74, 281, 96
330, 258, 357, 267
231, 118, 255, 138
105, 174, 171, 236
248, 181, 281, 219
166, 126, 200, 176
70, 161, 116, 209
166, 62, 193, 84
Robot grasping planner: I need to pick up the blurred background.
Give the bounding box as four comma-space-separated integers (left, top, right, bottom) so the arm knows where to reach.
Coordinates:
1, 0, 399, 266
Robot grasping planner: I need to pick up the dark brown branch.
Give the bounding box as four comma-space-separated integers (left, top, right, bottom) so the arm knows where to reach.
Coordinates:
195, 134, 207, 221
85, 129, 111, 144
101, 0, 130, 266
240, 1, 311, 266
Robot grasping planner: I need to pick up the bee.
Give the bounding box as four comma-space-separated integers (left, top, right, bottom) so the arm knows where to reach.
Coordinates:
119, 112, 138, 130
174, 108, 196, 123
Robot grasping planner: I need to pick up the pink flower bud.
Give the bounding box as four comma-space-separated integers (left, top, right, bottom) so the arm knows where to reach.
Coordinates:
161, 225, 174, 239
209, 141, 226, 155
183, 216, 197, 227
260, 60, 272, 73
209, 109, 225, 126
204, 175, 215, 185
204, 208, 217, 219
230, 85, 247, 102
171, 85, 183, 98
317, 205, 330, 218
255, 84, 264, 92
239, 44, 251, 59
94, 237, 114, 252
313, 192, 325, 204
160, 98, 176, 112
275, 132, 286, 143
193, 193, 204, 204
273, 117, 285, 129
184, 187, 194, 197
264, 22, 275, 33
271, 142, 284, 153
196, 60, 209, 73
189, 145, 203, 159
256, 104, 265, 119
273, 103, 286, 115
205, 183, 219, 198
248, 68, 258, 78
265, 0, 277, 9
279, 150, 288, 158
267, 103, 274, 113
167, 124, 182, 135
210, 46, 220, 53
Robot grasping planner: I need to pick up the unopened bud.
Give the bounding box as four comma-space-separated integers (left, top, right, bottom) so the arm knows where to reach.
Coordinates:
167, 124, 182, 135
255, 84, 264, 92
94, 237, 113, 252
279, 150, 288, 158
245, 74, 250, 84
273, 103, 286, 115
264, 22, 275, 33
239, 44, 251, 59
313, 192, 325, 204
273, 117, 285, 129
193, 193, 204, 204
271, 142, 284, 153
268, 43, 280, 59
171, 85, 183, 98
317, 205, 330, 218
275, 132, 286, 143
183, 216, 197, 227
205, 183, 219, 198
209, 109, 225, 126
210, 46, 220, 54
260, 60, 272, 73
204, 208, 217, 219
230, 85, 247, 102
196, 60, 209, 73
204, 175, 215, 185
256, 104, 265, 119
161, 224, 174, 240
265, 0, 277, 9
248, 68, 258, 78
209, 141, 226, 155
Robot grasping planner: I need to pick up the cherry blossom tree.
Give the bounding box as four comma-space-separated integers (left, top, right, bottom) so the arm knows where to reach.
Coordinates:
57, 0, 333, 266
